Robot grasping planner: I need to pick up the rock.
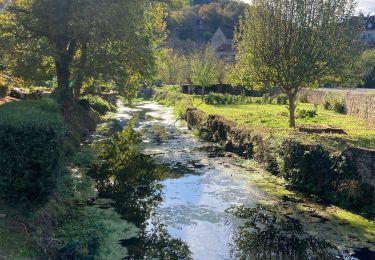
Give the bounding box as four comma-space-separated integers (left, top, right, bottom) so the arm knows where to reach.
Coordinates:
0, 214, 6, 218
10, 87, 25, 99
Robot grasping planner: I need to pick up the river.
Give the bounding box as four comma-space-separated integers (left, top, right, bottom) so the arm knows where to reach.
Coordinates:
95, 101, 375, 259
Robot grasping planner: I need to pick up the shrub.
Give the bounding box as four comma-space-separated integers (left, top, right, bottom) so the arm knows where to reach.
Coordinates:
202, 93, 289, 106
323, 100, 331, 110
296, 108, 317, 119
80, 95, 116, 115
275, 95, 288, 105
333, 99, 346, 114
261, 93, 272, 104
278, 139, 334, 195
323, 94, 346, 114
0, 98, 64, 205
0, 76, 11, 98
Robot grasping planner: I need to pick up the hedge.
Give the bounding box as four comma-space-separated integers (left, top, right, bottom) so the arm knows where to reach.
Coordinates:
0, 98, 64, 205
203, 93, 289, 105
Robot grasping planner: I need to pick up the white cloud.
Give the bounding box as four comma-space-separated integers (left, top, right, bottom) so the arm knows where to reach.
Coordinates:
240, 0, 374, 15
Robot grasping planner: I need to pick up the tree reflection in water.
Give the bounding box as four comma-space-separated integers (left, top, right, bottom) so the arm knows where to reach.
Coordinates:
89, 118, 192, 259
227, 205, 337, 260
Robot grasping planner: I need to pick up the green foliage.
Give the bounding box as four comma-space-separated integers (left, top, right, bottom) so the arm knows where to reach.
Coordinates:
72, 149, 97, 168
0, 75, 10, 97
356, 48, 375, 88
296, 108, 317, 119
333, 99, 347, 114
167, 1, 246, 46
278, 140, 334, 194
0, 98, 64, 205
0, 0, 166, 102
323, 94, 346, 114
203, 93, 288, 105
191, 48, 221, 91
80, 95, 116, 115
154, 90, 193, 117
57, 206, 129, 260
236, 0, 359, 126
156, 49, 191, 85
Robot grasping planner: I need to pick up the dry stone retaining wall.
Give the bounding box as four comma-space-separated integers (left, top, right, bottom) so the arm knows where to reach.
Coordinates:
303, 89, 375, 127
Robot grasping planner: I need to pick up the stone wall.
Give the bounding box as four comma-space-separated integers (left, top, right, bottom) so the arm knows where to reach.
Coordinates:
303, 89, 375, 127
346, 148, 375, 189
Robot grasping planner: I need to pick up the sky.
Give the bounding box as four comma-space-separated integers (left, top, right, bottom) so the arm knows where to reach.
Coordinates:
240, 0, 375, 15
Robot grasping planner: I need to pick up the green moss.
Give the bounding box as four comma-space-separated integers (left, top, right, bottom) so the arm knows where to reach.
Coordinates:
240, 159, 294, 197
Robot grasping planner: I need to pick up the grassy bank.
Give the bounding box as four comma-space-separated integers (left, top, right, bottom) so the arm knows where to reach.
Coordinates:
0, 95, 127, 258
155, 86, 375, 151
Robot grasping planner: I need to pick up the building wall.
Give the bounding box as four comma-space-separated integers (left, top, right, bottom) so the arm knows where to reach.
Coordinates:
360, 30, 375, 46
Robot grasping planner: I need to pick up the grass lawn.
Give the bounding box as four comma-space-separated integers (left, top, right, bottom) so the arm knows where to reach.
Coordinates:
191, 98, 375, 150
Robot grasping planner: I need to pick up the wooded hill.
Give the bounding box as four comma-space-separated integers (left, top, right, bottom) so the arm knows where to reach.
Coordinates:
166, 0, 248, 52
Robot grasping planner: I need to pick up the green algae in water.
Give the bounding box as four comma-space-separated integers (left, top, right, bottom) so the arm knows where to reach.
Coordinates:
239, 158, 375, 250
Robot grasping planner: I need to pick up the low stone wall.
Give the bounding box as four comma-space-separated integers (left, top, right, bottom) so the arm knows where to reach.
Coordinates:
303, 89, 375, 127
346, 148, 375, 188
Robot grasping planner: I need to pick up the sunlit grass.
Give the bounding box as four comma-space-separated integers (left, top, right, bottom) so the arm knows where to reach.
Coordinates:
193, 100, 375, 150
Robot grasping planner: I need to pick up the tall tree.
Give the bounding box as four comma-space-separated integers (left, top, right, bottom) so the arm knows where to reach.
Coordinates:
191, 47, 220, 99
0, 0, 179, 104
237, 0, 359, 127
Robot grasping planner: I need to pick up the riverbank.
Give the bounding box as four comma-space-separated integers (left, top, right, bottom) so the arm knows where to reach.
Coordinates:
154, 88, 375, 219
0, 96, 127, 258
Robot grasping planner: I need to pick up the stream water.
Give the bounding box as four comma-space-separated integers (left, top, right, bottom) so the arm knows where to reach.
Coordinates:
94, 101, 374, 260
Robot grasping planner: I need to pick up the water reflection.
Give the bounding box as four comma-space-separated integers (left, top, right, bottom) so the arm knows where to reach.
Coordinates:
88, 118, 191, 258
227, 205, 337, 260
122, 221, 192, 259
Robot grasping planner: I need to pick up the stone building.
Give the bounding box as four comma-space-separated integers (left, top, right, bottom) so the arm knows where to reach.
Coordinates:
360, 15, 375, 48
210, 27, 236, 62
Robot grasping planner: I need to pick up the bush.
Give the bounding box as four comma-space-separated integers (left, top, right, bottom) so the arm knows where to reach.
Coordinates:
278, 139, 334, 195
0, 98, 64, 205
275, 95, 288, 105
333, 99, 346, 114
80, 95, 116, 115
0, 76, 11, 98
296, 108, 317, 119
323, 100, 331, 110
202, 93, 288, 106
323, 94, 346, 114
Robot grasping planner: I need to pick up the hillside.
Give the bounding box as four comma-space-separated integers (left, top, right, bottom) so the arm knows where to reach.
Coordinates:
166, 0, 248, 52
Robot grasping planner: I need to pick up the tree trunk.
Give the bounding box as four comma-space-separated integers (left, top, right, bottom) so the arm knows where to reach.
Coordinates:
73, 44, 88, 101
54, 40, 77, 104
201, 86, 205, 101
288, 94, 296, 128
55, 59, 72, 102
73, 76, 83, 101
